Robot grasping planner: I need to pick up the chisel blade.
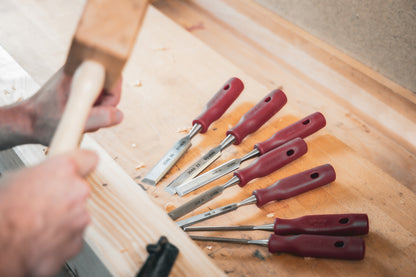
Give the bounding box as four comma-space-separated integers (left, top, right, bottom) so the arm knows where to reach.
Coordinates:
142, 136, 192, 186
175, 158, 242, 196
164, 145, 222, 194
184, 225, 257, 232
190, 236, 252, 245
177, 203, 239, 228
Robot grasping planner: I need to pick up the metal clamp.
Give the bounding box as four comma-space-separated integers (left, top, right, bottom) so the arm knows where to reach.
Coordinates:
136, 236, 179, 277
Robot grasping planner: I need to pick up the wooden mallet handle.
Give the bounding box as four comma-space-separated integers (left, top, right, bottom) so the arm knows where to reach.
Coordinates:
49, 61, 105, 155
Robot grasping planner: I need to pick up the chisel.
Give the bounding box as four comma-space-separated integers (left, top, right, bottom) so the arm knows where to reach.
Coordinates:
176, 164, 335, 228
175, 112, 326, 196
169, 138, 308, 220
142, 77, 244, 186
190, 234, 365, 260
184, 213, 369, 236
164, 89, 288, 194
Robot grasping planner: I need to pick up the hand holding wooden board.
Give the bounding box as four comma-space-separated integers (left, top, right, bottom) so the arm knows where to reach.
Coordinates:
49, 0, 149, 155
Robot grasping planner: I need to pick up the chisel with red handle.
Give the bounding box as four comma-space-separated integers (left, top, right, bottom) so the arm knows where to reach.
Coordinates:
184, 213, 369, 236
175, 112, 326, 196
164, 88, 287, 194
190, 234, 365, 260
176, 164, 335, 228
142, 77, 244, 186
169, 138, 308, 220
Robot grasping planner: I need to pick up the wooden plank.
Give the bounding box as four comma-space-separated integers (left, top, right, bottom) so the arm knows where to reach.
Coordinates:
1, 1, 416, 276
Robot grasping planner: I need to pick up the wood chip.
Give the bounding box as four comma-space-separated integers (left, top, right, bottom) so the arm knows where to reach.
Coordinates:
135, 162, 146, 170
131, 80, 142, 87
176, 127, 190, 133
153, 46, 168, 51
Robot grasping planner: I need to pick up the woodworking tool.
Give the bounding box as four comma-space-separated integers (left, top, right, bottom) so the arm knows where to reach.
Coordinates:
136, 236, 179, 277
190, 234, 365, 260
142, 77, 244, 186
176, 164, 335, 228
169, 138, 307, 220
175, 112, 326, 196
49, 0, 149, 156
184, 213, 369, 236
164, 89, 288, 194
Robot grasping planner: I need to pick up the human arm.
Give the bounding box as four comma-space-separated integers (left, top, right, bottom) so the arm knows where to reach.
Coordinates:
0, 67, 123, 150
0, 149, 97, 277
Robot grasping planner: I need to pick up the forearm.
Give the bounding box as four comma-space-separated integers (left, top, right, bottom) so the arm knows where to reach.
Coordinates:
0, 100, 36, 150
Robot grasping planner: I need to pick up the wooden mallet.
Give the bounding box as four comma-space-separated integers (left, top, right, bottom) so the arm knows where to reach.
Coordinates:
49, 0, 149, 155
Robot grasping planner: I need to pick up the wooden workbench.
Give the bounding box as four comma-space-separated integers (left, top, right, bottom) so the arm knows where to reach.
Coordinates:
1, 0, 415, 276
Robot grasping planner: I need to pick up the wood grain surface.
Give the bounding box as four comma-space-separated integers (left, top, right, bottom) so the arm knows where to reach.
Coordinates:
1, 0, 415, 276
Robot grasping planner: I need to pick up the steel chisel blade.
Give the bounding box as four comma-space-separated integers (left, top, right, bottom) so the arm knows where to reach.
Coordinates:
164, 145, 222, 194
142, 136, 192, 186
176, 203, 239, 228
175, 158, 241, 196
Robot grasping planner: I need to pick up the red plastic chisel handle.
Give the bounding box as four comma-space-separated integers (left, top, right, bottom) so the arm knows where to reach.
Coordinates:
226, 89, 287, 145
193, 77, 244, 133
268, 234, 365, 260
235, 138, 307, 187
255, 112, 326, 154
274, 214, 369, 236
254, 164, 336, 207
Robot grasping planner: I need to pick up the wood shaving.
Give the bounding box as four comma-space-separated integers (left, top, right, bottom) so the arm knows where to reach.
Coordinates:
135, 162, 146, 170
131, 80, 142, 87
164, 202, 176, 212
42, 147, 49, 155
266, 213, 274, 218
3, 89, 10, 95
176, 127, 190, 133
206, 245, 212, 250
153, 46, 168, 51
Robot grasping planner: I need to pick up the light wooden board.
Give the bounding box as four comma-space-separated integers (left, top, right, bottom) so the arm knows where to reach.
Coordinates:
1, 1, 416, 276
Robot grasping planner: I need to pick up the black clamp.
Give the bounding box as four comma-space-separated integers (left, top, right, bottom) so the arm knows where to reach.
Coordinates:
136, 236, 179, 277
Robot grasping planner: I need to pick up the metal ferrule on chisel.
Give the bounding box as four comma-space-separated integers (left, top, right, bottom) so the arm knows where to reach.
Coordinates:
164, 89, 288, 194
175, 112, 326, 196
